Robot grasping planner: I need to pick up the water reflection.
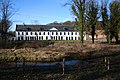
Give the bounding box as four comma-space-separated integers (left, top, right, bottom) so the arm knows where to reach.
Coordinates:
16, 60, 81, 67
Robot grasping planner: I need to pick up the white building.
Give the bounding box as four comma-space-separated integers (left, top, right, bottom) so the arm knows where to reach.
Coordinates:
15, 25, 83, 41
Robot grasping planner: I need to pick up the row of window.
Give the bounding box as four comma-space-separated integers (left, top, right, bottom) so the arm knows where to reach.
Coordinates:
18, 36, 79, 41
17, 32, 78, 36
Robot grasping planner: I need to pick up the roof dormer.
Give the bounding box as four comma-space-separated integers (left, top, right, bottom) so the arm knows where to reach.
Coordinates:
49, 27, 58, 31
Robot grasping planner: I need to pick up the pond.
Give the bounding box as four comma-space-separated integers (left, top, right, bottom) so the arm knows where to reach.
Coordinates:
16, 60, 83, 67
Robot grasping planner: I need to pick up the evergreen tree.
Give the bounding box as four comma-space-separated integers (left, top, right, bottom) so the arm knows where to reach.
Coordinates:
71, 0, 86, 44
101, 0, 111, 43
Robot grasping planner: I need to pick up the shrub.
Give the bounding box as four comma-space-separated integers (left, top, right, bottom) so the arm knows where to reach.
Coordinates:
0, 40, 54, 49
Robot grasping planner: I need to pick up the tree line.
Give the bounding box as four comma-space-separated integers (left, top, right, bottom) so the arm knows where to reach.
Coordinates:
70, 0, 120, 44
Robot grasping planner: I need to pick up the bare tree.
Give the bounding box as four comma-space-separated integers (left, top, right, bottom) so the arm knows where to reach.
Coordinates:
0, 0, 14, 48
0, 0, 13, 39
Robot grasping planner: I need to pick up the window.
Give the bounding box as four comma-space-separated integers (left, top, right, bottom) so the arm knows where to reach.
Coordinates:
21, 37, 23, 40
31, 32, 32, 35
54, 36, 55, 40
41, 36, 43, 40
51, 36, 53, 40
26, 32, 28, 35
75, 32, 77, 35
35, 32, 37, 35
43, 32, 45, 35
59, 36, 60, 40
18, 32, 20, 35
46, 36, 48, 40
68, 32, 69, 35
64, 32, 66, 35
71, 32, 73, 35
52, 32, 54, 35
60, 32, 62, 35
36, 36, 38, 40
56, 32, 58, 35
69, 37, 71, 40
18, 37, 20, 40
66, 37, 68, 40
61, 36, 63, 40
30, 37, 34, 40
71, 37, 73, 40
48, 32, 49, 35
25, 37, 27, 40
22, 32, 24, 35
75, 37, 77, 40
26, 37, 29, 40
39, 32, 41, 35
56, 36, 58, 40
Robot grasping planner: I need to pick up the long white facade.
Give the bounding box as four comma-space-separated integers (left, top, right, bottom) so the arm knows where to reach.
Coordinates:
15, 25, 84, 41
16, 31, 80, 40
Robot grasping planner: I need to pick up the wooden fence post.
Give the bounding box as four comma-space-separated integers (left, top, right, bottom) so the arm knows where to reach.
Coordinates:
22, 57, 25, 72
104, 57, 110, 70
107, 57, 110, 70
14, 53, 18, 80
14, 53, 18, 73
104, 57, 107, 67
62, 58, 65, 75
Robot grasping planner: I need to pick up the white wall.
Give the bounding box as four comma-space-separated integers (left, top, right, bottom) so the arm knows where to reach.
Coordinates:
16, 31, 81, 40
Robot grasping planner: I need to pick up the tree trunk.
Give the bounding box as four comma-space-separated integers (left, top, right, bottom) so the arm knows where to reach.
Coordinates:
92, 33, 94, 43
115, 34, 119, 44
91, 25, 95, 43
